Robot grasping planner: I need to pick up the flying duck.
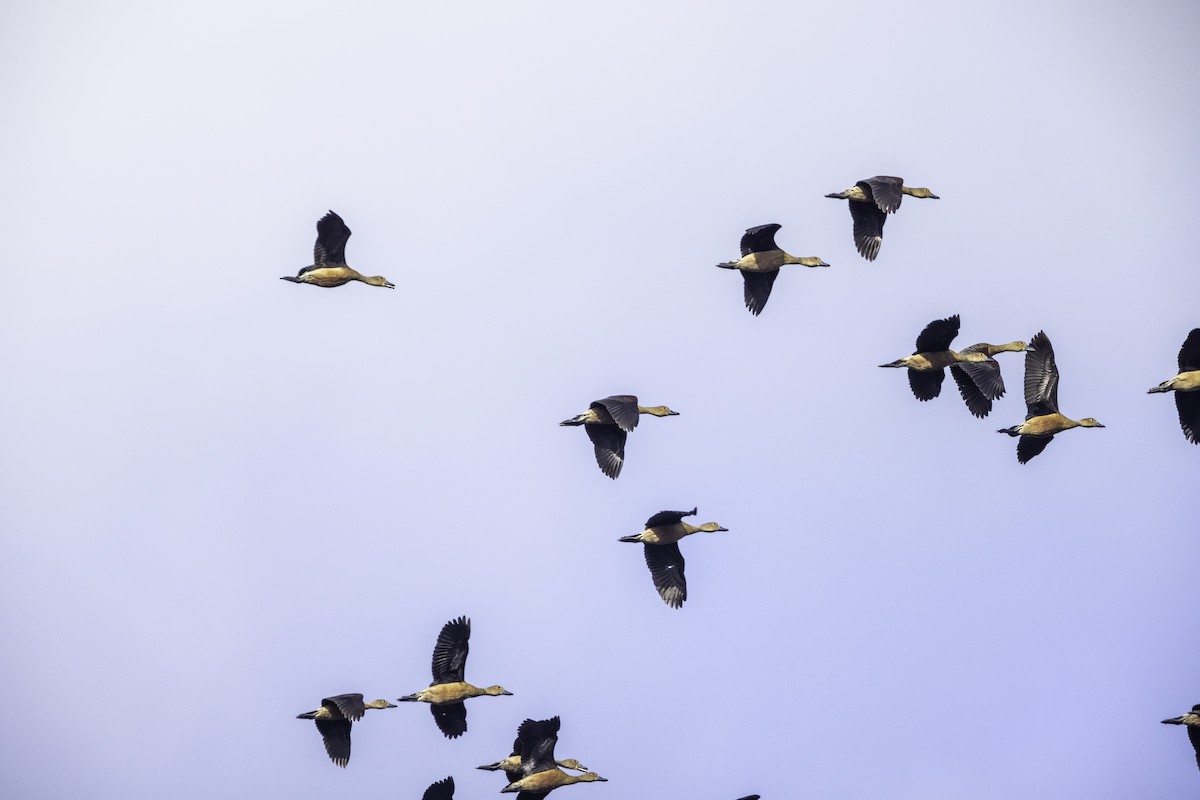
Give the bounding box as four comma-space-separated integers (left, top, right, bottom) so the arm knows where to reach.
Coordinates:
296, 694, 395, 767
618, 507, 729, 608
825, 176, 939, 261
996, 330, 1104, 463
715, 223, 829, 315
501, 717, 607, 798
1147, 328, 1200, 444
397, 616, 512, 739
280, 210, 395, 288
560, 395, 679, 479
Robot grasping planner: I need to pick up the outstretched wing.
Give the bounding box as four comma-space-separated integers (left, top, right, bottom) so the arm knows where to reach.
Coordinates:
594, 395, 639, 432
516, 716, 561, 775
1017, 434, 1054, 464
860, 176, 904, 213
586, 424, 627, 479
314, 718, 352, 767
644, 508, 697, 528
422, 777, 456, 800
326, 694, 366, 722
848, 200, 886, 261
908, 368, 945, 401
431, 702, 468, 739
1176, 392, 1200, 445
741, 270, 780, 316
644, 542, 687, 609
431, 616, 470, 684
1179, 328, 1200, 371
740, 223, 782, 256
915, 315, 960, 353
314, 211, 351, 266
1023, 331, 1059, 415
950, 365, 993, 418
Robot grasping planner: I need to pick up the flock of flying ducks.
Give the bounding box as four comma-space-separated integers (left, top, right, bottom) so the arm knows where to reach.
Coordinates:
284, 179, 1200, 788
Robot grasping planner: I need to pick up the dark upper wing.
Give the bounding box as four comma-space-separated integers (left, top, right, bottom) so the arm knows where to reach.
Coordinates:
431, 702, 468, 739
1017, 434, 1053, 464
915, 315, 960, 353
1023, 331, 1059, 414
848, 199, 886, 261
957, 358, 1005, 401
645, 508, 697, 528
1189, 725, 1200, 770
594, 395, 639, 432
1176, 392, 1200, 444
586, 424, 627, 479
861, 176, 904, 212
431, 616, 470, 684
740, 223, 782, 256
314, 211, 351, 266
644, 542, 687, 609
422, 776, 455, 800
1179, 328, 1200, 371
741, 270, 780, 316
908, 368, 945, 401
950, 365, 993, 419
516, 717, 561, 775
314, 718, 352, 767
326, 694, 366, 722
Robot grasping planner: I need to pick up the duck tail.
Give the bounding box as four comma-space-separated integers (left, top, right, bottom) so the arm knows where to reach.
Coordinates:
396, 693, 420, 702
617, 534, 642, 543
1147, 381, 1173, 394
279, 275, 302, 283
559, 415, 587, 426
715, 260, 738, 269
996, 426, 1021, 437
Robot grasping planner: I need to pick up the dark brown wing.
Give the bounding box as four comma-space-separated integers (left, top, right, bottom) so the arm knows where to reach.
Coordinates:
586, 424, 627, 479
1179, 328, 1200, 371
1023, 331, 1059, 415
422, 776, 455, 800
1017, 434, 1054, 464
314, 211, 351, 266
431, 616, 470, 684
644, 508, 697, 528
741, 270, 780, 316
950, 365, 993, 418
1176, 392, 1200, 444
915, 315, 960, 352
431, 702, 468, 739
740, 223, 782, 256
594, 395, 639, 432
326, 694, 366, 722
908, 368, 945, 401
848, 199, 886, 261
860, 176, 904, 212
516, 717, 561, 776
957, 359, 1005, 401
644, 542, 687, 609
1189, 725, 1200, 771
314, 718, 352, 767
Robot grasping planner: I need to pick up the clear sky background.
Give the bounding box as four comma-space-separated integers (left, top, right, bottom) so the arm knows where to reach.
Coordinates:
2, 1, 1198, 798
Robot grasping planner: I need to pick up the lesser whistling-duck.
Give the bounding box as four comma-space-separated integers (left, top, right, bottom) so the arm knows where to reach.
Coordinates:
280, 210, 395, 289
997, 330, 1104, 463
825, 176, 939, 261
880, 315, 1028, 418
618, 507, 728, 609
477, 738, 588, 783
716, 223, 829, 315
500, 717, 607, 797
560, 395, 678, 479
296, 693, 395, 767
397, 616, 511, 739
1147, 328, 1200, 444
1162, 704, 1200, 771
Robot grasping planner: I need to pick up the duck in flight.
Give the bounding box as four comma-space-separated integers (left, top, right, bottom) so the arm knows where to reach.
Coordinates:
560, 395, 678, 479
1162, 704, 1200, 771
280, 210, 394, 288
397, 616, 512, 738
1147, 328, 1200, 444
618, 507, 729, 608
500, 717, 607, 798
296, 693, 395, 767
879, 314, 1029, 418
716, 223, 828, 315
996, 330, 1104, 463
825, 176, 939, 261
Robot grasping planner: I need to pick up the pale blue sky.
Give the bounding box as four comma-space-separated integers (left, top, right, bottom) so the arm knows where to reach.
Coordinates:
2, 1, 1198, 798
